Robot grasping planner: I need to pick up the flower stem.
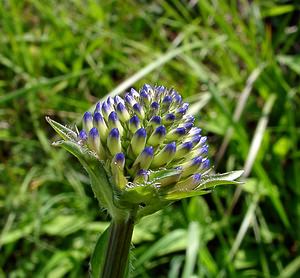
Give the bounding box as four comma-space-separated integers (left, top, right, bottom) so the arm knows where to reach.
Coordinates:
101, 215, 135, 278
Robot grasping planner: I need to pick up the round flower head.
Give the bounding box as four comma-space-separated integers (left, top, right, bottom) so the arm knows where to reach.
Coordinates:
47, 84, 243, 219
78, 85, 210, 183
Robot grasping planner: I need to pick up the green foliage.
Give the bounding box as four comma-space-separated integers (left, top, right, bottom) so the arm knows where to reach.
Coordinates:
1, 0, 299, 277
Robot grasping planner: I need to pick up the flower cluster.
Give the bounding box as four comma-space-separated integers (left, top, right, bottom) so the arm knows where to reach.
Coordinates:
78, 84, 210, 191
47, 84, 242, 219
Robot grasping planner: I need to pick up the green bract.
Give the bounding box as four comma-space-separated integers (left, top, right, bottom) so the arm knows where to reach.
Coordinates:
47, 84, 243, 220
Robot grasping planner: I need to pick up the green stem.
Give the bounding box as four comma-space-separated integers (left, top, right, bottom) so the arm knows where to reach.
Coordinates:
101, 215, 135, 278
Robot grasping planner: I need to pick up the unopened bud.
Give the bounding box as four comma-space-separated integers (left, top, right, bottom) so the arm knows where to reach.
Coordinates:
133, 146, 154, 170
108, 111, 124, 135
116, 102, 130, 122
107, 128, 121, 155
129, 115, 141, 133
131, 128, 147, 157
83, 112, 93, 131
88, 127, 104, 159
93, 112, 108, 141
181, 156, 202, 177
148, 125, 166, 146
151, 142, 176, 168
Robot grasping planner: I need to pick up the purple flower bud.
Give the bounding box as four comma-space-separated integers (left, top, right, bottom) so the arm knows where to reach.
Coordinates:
107, 128, 121, 155
89, 127, 99, 138
142, 84, 152, 92
140, 90, 151, 104
201, 145, 209, 155
130, 88, 139, 98
163, 113, 176, 124
111, 152, 127, 188
176, 103, 189, 117
114, 95, 124, 105
133, 103, 145, 119
93, 112, 108, 141
199, 136, 207, 145
193, 173, 202, 182
133, 146, 154, 170
174, 141, 193, 159
102, 101, 111, 115
108, 111, 118, 123
191, 135, 201, 145
94, 112, 104, 123
83, 111, 93, 122
79, 130, 88, 141
134, 169, 149, 183
184, 122, 194, 131
166, 127, 186, 140
107, 96, 114, 105
142, 146, 154, 156
202, 158, 210, 169
185, 115, 195, 123
163, 95, 172, 103
124, 93, 136, 106
150, 115, 161, 125
182, 141, 193, 150
130, 127, 147, 156
108, 111, 124, 134
137, 169, 149, 176
155, 125, 166, 136
83, 112, 93, 131
171, 172, 202, 192
173, 92, 182, 103
135, 128, 147, 138
162, 95, 173, 111
182, 102, 189, 110
150, 102, 159, 110
116, 102, 130, 122
192, 156, 203, 166
156, 85, 165, 93
180, 156, 203, 177
95, 102, 101, 112
164, 142, 176, 154
132, 103, 141, 111
151, 142, 176, 168
115, 152, 125, 164
166, 113, 175, 121
87, 127, 104, 158
148, 125, 167, 146
188, 127, 202, 137
109, 128, 119, 138
129, 115, 140, 132
116, 102, 126, 112
115, 152, 124, 160
175, 127, 186, 135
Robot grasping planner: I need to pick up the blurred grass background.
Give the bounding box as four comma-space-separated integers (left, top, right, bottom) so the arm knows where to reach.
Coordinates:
0, 0, 299, 277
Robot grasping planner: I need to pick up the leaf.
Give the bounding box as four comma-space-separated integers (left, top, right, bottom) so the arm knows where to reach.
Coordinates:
261, 5, 295, 17
163, 190, 211, 201
278, 55, 300, 75
90, 227, 110, 278
43, 215, 89, 236
165, 170, 243, 201
46, 116, 77, 141
182, 222, 200, 278
134, 229, 188, 268
196, 170, 244, 190
148, 168, 181, 182
53, 140, 128, 220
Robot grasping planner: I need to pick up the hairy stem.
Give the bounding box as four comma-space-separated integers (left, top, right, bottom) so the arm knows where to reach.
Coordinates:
101, 215, 135, 278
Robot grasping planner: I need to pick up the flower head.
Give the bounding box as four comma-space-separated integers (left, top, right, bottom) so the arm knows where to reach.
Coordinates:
47, 84, 243, 220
